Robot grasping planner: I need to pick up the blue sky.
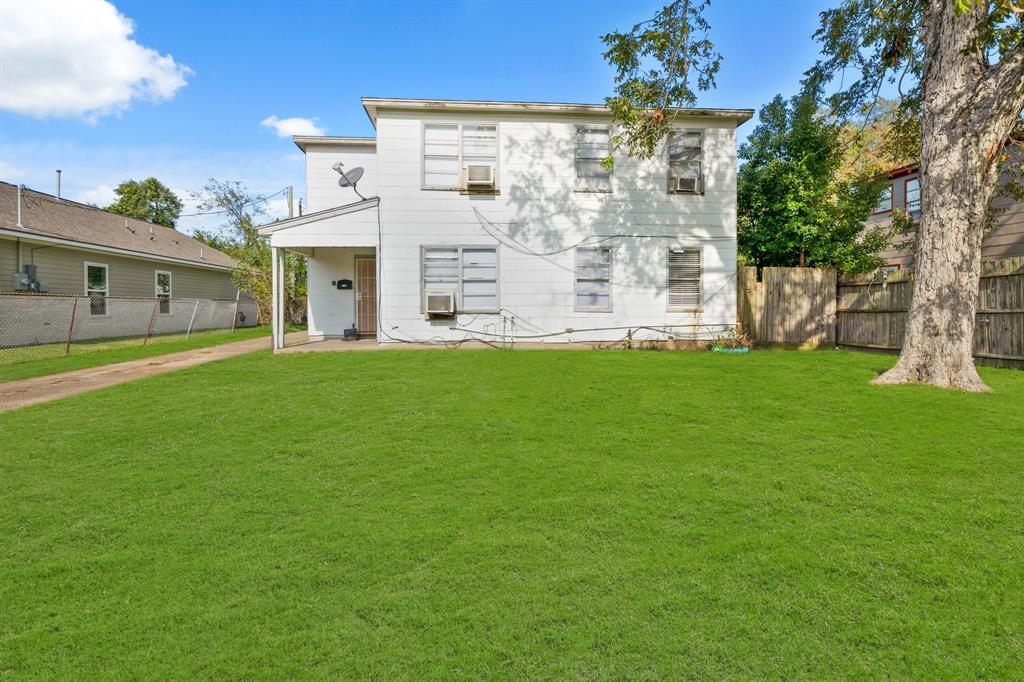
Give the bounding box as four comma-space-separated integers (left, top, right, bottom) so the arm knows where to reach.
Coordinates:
0, 0, 835, 233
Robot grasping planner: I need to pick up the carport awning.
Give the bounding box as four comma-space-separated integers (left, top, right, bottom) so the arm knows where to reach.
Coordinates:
257, 197, 378, 248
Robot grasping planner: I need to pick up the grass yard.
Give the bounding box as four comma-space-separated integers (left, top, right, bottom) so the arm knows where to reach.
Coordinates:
1, 349, 1022, 679
0, 326, 273, 383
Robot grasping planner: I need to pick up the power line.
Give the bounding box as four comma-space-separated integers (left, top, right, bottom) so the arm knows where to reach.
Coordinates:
179, 187, 289, 218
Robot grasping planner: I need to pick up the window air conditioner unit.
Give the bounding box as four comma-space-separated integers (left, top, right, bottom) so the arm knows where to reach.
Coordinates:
425, 290, 456, 317
465, 165, 495, 189
674, 176, 700, 194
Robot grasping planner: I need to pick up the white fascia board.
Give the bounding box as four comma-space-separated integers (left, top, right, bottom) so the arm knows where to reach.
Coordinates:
271, 232, 378, 248
361, 97, 755, 127
292, 135, 377, 152
257, 198, 379, 236
0, 228, 233, 271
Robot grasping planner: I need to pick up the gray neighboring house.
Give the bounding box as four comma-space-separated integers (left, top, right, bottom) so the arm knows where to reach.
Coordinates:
869, 162, 1024, 270
1, 181, 256, 343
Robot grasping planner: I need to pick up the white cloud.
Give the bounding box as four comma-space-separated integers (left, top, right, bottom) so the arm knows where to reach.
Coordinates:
0, 0, 192, 120
0, 160, 24, 180
261, 115, 326, 138
75, 184, 116, 207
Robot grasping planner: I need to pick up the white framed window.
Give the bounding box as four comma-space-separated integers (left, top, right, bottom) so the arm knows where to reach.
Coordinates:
575, 125, 612, 192
422, 245, 499, 313
84, 262, 108, 316
667, 130, 703, 194
667, 249, 701, 311
423, 122, 498, 190
874, 184, 893, 213
905, 177, 920, 216
155, 270, 172, 314
575, 247, 612, 312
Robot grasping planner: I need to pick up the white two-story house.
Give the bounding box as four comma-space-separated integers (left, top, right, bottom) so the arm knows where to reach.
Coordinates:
260, 98, 753, 347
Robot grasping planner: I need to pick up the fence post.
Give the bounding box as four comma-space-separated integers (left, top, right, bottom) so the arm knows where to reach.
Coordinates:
186, 299, 200, 339
64, 297, 78, 355
143, 300, 158, 345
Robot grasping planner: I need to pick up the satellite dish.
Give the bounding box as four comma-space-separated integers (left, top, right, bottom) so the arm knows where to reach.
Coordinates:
336, 166, 364, 188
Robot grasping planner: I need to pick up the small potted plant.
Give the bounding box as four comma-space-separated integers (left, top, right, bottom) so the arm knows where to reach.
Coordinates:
710, 326, 751, 354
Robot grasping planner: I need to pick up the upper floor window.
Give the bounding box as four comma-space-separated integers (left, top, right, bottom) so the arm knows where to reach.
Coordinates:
155, 270, 172, 314
84, 262, 108, 316
423, 123, 498, 190
874, 185, 893, 213
575, 126, 611, 192
905, 178, 921, 217
667, 130, 703, 194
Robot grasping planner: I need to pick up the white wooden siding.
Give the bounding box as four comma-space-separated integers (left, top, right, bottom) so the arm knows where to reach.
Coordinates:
293, 107, 740, 341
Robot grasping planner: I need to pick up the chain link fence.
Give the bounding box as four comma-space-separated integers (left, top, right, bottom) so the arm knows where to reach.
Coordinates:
0, 292, 259, 366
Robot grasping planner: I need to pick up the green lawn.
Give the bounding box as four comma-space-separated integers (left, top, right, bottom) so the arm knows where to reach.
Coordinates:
1, 349, 1022, 679
0, 326, 272, 383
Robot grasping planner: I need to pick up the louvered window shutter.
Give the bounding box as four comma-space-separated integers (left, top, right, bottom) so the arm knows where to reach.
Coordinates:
668, 249, 701, 309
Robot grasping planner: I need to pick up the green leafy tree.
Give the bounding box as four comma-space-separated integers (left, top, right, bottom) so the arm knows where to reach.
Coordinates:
837, 99, 915, 181
601, 0, 721, 164
738, 88, 893, 275
106, 177, 183, 229
807, 0, 1023, 392
191, 180, 306, 325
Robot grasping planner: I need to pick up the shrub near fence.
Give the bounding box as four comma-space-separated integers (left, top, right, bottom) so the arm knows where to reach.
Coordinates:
0, 293, 258, 365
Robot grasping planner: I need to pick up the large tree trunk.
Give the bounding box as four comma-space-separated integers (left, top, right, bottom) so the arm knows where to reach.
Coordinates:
873, 0, 1024, 392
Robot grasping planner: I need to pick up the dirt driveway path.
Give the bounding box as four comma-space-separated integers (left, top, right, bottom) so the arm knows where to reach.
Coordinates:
0, 332, 304, 413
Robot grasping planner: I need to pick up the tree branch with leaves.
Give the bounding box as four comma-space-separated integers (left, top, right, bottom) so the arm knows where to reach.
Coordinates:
106, 177, 183, 229
191, 179, 306, 325
601, 0, 722, 164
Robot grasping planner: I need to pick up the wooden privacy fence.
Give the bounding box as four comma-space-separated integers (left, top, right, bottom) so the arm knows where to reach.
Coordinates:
737, 266, 836, 346
836, 257, 1024, 368
737, 258, 1024, 368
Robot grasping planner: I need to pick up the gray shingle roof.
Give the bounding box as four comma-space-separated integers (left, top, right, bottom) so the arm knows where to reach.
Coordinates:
0, 181, 235, 270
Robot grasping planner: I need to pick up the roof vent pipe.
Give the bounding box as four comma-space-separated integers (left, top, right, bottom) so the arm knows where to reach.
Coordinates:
16, 184, 24, 227
56, 170, 61, 200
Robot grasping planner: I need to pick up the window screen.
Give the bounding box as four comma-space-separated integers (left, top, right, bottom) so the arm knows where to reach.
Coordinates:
424, 124, 460, 189
575, 126, 611, 192
422, 246, 499, 313
875, 185, 893, 213
905, 178, 920, 216
86, 263, 108, 316
155, 271, 172, 314
667, 130, 703, 193
462, 124, 497, 185
575, 247, 612, 311
667, 249, 701, 310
